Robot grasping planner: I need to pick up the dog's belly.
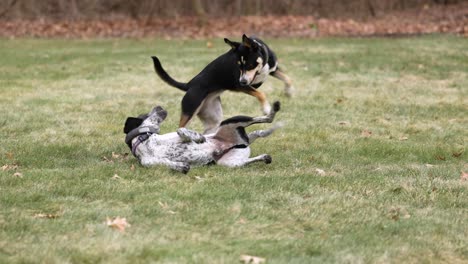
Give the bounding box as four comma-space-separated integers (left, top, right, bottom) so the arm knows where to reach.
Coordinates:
142, 138, 216, 166
216, 147, 251, 167
155, 132, 181, 143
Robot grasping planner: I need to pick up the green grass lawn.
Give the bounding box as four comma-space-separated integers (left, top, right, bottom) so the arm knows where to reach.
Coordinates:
0, 35, 467, 263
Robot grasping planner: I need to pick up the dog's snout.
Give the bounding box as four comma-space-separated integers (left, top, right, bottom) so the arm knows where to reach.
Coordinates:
239, 78, 248, 86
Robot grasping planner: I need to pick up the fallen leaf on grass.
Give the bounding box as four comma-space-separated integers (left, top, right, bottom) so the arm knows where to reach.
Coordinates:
158, 201, 176, 214
158, 201, 169, 209
425, 164, 435, 168
237, 218, 247, 224
103, 152, 129, 163
34, 213, 60, 219
106, 217, 130, 232
315, 168, 326, 176
452, 150, 464, 157
387, 207, 410, 221
102, 156, 113, 163
461, 171, 468, 181
399, 136, 409, 141
13, 172, 23, 178
111, 174, 121, 180
240, 255, 266, 264
338, 121, 350, 126
361, 129, 372, 137
2, 164, 18, 171
130, 164, 135, 171
5, 152, 14, 160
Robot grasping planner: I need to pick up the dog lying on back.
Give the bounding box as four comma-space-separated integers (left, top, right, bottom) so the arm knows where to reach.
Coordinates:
152, 34, 293, 134
124, 102, 281, 173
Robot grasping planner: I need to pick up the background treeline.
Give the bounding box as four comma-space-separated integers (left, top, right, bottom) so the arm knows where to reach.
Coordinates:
0, 0, 463, 20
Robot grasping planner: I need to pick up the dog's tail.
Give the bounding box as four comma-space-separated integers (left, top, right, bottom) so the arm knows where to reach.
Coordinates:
151, 56, 188, 92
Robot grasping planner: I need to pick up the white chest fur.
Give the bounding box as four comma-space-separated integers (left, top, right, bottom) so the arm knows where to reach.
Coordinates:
252, 61, 278, 85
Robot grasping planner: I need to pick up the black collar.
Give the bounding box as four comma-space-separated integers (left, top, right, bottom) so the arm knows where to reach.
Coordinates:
125, 127, 159, 156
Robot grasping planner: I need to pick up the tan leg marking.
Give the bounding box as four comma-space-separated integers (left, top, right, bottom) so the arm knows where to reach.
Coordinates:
271, 70, 293, 97
179, 114, 192, 128
243, 88, 271, 114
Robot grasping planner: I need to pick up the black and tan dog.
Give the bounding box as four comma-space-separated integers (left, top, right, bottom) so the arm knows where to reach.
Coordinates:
152, 34, 292, 133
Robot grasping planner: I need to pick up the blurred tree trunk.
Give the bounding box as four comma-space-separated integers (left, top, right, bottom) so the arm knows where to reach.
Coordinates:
59, 0, 79, 20
0, 0, 17, 18
366, 0, 376, 18
193, 0, 205, 16
193, 0, 207, 25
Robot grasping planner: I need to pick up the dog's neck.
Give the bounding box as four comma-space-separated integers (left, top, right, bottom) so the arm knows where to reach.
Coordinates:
125, 126, 159, 156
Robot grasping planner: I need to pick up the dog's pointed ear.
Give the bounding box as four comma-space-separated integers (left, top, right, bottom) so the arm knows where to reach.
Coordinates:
242, 34, 257, 50
123, 117, 144, 134
224, 38, 240, 50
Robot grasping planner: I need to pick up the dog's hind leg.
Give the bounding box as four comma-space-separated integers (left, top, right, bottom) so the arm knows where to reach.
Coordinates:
179, 87, 208, 128
248, 122, 283, 143
217, 148, 272, 167
270, 67, 293, 97
197, 94, 223, 134
248, 101, 281, 125
140, 157, 190, 174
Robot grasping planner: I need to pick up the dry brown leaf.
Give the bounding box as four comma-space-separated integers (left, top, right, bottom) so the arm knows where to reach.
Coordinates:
338, 121, 350, 126
240, 255, 266, 264
130, 164, 135, 171
13, 172, 23, 178
5, 152, 14, 160
2, 164, 18, 171
111, 174, 121, 180
158, 201, 169, 209
452, 150, 464, 157
461, 171, 468, 181
399, 136, 409, 141
315, 168, 326, 176
34, 213, 59, 219
361, 129, 372, 137
102, 156, 113, 163
106, 217, 130, 232
425, 164, 435, 168
206, 41, 213, 48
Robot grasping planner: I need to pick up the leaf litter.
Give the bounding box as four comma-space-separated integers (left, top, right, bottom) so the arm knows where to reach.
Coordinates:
106, 217, 131, 232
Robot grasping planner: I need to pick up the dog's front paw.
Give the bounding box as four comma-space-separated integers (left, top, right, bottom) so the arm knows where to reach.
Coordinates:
262, 103, 272, 115
193, 135, 206, 144
284, 86, 294, 97
263, 155, 272, 164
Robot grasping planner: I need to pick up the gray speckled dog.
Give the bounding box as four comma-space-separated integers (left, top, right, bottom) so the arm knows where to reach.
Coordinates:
124, 102, 281, 173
